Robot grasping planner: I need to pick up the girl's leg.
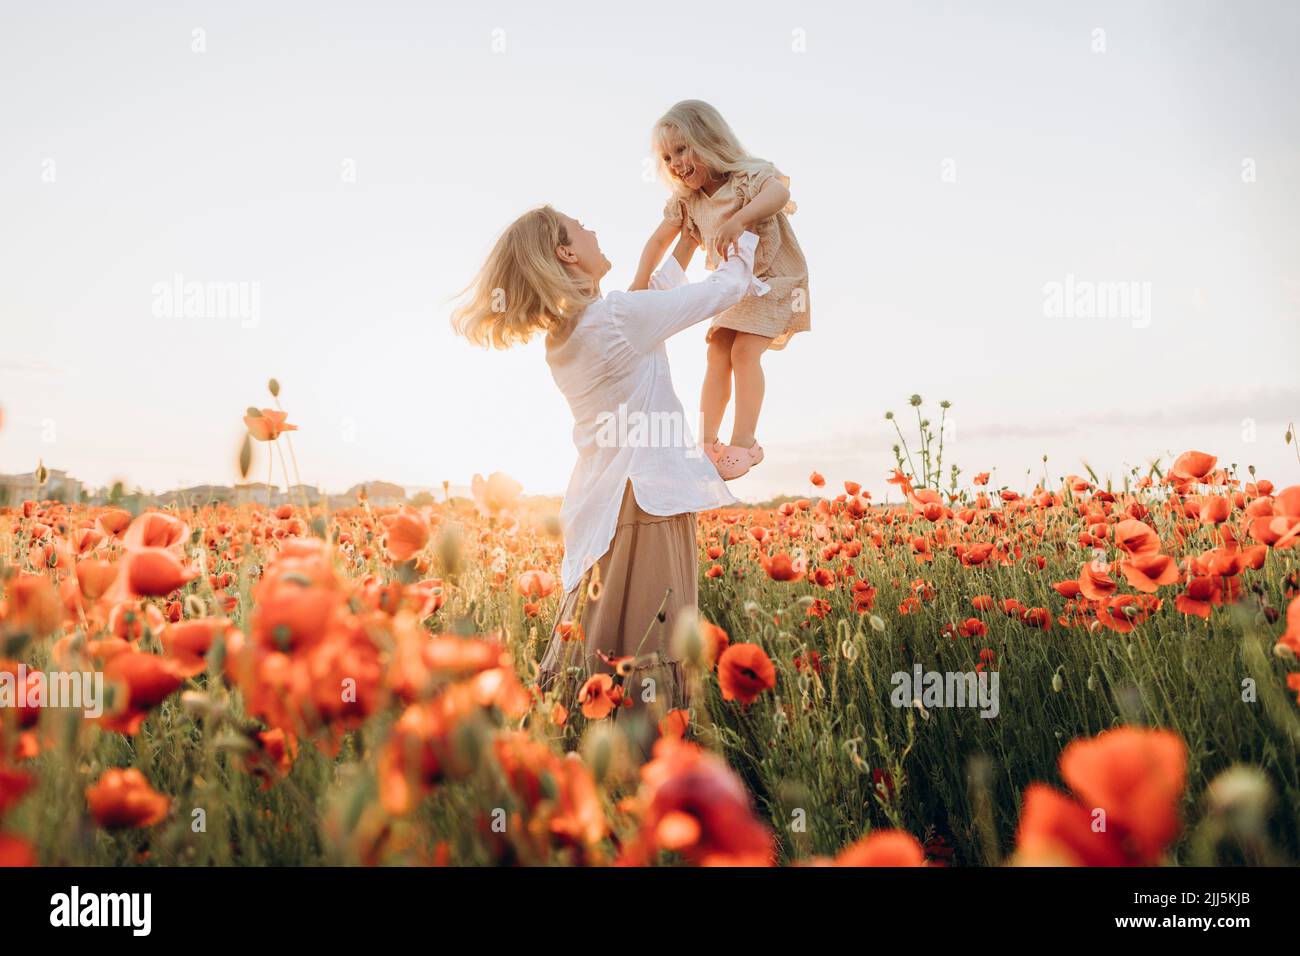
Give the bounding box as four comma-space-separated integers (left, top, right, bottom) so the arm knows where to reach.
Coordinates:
700, 328, 736, 445
729, 332, 774, 448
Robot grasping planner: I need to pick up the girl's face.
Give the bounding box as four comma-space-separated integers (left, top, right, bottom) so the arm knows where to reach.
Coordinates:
555, 213, 610, 284
659, 127, 713, 191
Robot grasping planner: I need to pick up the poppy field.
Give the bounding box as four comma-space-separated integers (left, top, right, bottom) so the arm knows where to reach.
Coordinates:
1, 394, 1299, 867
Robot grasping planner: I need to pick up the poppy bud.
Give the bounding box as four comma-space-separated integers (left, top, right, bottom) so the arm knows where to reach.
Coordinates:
1206, 766, 1273, 835
436, 523, 463, 578
1051, 671, 1064, 692
581, 723, 615, 785
215, 733, 255, 755
670, 608, 703, 667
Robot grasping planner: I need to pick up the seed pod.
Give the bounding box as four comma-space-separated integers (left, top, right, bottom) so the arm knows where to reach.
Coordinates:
581, 723, 615, 785
1206, 766, 1273, 833
670, 608, 704, 666
436, 523, 462, 578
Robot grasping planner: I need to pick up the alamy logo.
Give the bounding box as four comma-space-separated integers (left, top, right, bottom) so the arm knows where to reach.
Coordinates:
50, 886, 151, 936
595, 403, 703, 457
1042, 273, 1151, 328
0, 665, 104, 718
890, 665, 1000, 718
152, 273, 261, 328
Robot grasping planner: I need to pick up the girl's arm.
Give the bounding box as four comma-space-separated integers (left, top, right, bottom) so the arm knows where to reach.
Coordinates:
616, 231, 768, 353
712, 177, 792, 261
645, 232, 696, 291
671, 229, 696, 271
628, 217, 681, 291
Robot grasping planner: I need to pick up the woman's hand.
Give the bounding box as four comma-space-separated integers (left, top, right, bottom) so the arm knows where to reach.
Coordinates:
711, 214, 747, 262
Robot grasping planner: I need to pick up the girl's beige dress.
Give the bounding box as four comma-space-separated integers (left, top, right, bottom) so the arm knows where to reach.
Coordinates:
665, 160, 810, 350
538, 479, 695, 720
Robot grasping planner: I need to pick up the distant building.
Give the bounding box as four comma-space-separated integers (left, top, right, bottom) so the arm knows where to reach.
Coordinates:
0, 469, 83, 505
234, 482, 285, 506
157, 484, 236, 507
287, 484, 324, 505
0, 470, 428, 511
344, 481, 406, 508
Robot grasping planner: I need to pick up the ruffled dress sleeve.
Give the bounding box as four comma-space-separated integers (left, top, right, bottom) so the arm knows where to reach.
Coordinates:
733, 161, 797, 215
664, 192, 702, 250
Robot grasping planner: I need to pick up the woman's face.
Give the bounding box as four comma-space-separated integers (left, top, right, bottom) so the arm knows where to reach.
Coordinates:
556, 214, 610, 283
659, 127, 711, 191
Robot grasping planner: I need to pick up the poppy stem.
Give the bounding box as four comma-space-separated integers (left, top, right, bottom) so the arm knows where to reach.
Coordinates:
891, 417, 920, 486
271, 395, 312, 515
274, 439, 294, 510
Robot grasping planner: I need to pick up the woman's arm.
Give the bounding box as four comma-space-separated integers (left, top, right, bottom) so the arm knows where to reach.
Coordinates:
616, 231, 767, 353
628, 217, 681, 291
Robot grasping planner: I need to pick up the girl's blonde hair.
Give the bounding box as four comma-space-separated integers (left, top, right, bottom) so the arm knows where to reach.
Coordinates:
653, 99, 769, 195
450, 205, 597, 349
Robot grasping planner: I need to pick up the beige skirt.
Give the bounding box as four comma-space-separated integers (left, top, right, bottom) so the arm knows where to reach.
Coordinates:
537, 479, 697, 721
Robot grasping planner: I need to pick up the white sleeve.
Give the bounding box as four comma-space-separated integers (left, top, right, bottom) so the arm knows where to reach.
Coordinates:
648, 255, 688, 291
616, 231, 769, 354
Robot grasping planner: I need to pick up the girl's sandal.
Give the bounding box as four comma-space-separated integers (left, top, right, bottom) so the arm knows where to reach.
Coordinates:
714, 442, 764, 481
702, 440, 726, 466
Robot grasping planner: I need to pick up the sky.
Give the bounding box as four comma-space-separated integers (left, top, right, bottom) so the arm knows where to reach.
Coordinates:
2, 0, 1298, 502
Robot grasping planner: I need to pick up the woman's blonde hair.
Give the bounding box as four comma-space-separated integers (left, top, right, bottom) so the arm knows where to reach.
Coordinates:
653, 99, 769, 195
450, 205, 597, 349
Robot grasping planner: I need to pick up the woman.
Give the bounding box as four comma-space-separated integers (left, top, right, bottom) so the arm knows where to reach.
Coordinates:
451, 206, 767, 732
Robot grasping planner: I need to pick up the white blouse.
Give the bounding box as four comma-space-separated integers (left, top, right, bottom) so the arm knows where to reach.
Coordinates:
545, 230, 770, 594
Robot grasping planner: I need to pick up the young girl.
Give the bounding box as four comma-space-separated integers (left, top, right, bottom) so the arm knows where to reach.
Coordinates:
451, 205, 767, 744
630, 99, 810, 481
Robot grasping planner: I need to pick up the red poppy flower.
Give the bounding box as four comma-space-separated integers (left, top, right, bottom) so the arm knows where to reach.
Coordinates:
125, 548, 198, 597
86, 768, 170, 829
382, 511, 430, 562
1112, 518, 1161, 557
717, 643, 776, 705
100, 652, 186, 735
0, 834, 36, 867
1016, 727, 1186, 866
1077, 561, 1118, 602
761, 551, 805, 582
1118, 552, 1180, 593
834, 829, 926, 867
244, 408, 297, 442
577, 674, 620, 720
1170, 450, 1217, 481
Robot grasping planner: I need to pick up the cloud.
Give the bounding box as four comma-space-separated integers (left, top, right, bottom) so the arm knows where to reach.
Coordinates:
959, 386, 1299, 442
